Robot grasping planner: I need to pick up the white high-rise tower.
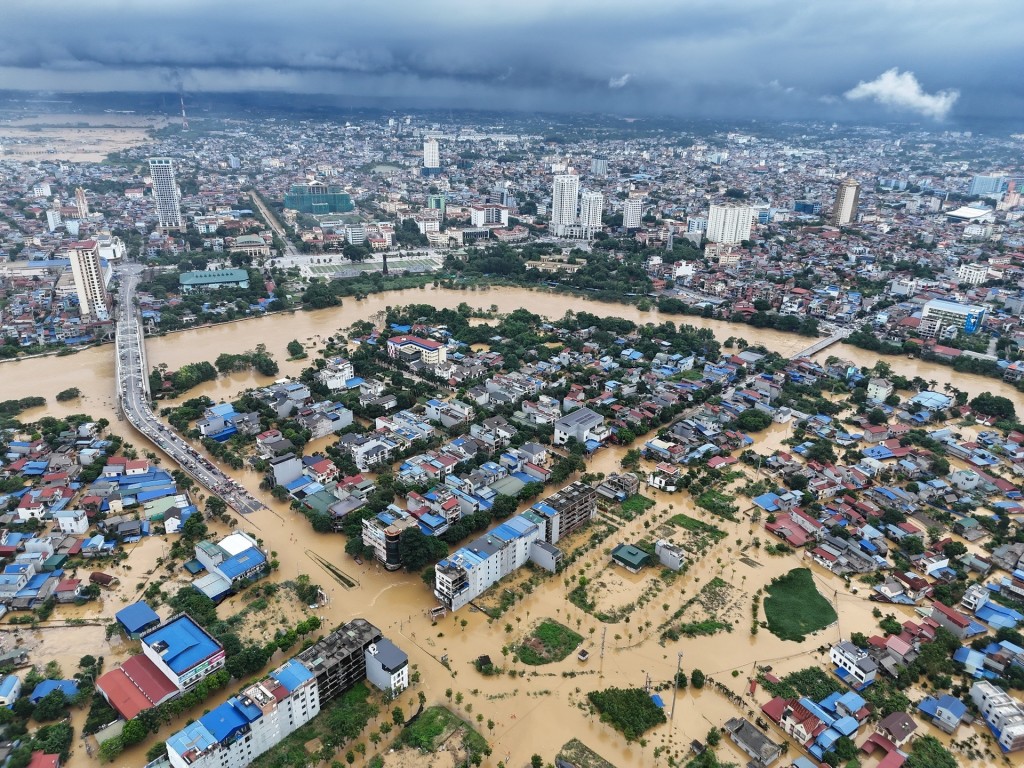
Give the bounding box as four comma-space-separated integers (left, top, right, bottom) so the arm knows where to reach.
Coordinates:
706, 203, 754, 244
149, 158, 183, 231
550, 174, 580, 237
68, 240, 110, 321
579, 190, 604, 237
623, 197, 644, 230
423, 138, 440, 169
832, 178, 861, 226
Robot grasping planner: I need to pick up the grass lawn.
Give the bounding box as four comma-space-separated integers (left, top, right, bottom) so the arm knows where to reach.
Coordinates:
668, 514, 727, 541
763, 567, 837, 641
518, 619, 583, 665
396, 706, 489, 764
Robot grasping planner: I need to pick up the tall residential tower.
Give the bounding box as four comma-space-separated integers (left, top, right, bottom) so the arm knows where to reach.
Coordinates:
68, 240, 111, 321
579, 190, 604, 237
550, 173, 580, 237
832, 178, 861, 226
423, 138, 440, 169
149, 158, 184, 232
623, 196, 644, 230
706, 203, 753, 244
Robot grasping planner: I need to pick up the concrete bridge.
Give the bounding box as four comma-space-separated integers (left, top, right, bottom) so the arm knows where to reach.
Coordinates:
790, 328, 852, 360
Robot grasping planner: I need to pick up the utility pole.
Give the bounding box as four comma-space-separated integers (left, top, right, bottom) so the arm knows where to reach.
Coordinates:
670, 652, 683, 725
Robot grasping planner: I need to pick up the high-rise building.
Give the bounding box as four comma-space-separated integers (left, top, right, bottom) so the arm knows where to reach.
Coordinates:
623, 196, 644, 230
550, 173, 580, 237
74, 187, 89, 219
591, 158, 608, 177
706, 203, 753, 244
579, 190, 604, 236
68, 240, 111, 321
149, 158, 184, 231
423, 138, 440, 169
832, 178, 861, 226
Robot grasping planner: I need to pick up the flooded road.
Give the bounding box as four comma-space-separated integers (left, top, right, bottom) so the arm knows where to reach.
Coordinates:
1, 286, 1018, 768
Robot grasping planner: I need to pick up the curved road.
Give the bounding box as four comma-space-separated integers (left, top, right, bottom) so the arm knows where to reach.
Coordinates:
115, 265, 266, 516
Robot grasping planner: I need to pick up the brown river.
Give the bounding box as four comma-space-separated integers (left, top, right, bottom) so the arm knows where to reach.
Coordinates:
2, 285, 1016, 768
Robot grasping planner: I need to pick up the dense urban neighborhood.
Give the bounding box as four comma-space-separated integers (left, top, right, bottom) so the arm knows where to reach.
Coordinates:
0, 98, 1023, 768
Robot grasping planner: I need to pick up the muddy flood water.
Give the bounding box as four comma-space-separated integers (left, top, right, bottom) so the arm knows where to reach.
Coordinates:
2, 285, 1019, 768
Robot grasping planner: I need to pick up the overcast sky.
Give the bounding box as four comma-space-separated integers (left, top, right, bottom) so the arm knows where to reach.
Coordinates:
2, 1, 1021, 123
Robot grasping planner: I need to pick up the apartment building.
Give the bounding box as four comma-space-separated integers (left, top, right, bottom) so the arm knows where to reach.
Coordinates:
295, 619, 383, 704
971, 681, 1024, 752
166, 659, 320, 768
526, 481, 597, 545
434, 515, 546, 611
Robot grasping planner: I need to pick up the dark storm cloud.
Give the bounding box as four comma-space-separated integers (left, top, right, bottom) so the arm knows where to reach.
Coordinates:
1, 0, 1021, 121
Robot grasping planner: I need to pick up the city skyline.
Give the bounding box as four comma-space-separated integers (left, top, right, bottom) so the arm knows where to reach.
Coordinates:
1, 1, 1021, 123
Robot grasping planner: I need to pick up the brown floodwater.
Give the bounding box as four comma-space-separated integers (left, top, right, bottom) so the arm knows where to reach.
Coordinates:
2, 286, 1018, 768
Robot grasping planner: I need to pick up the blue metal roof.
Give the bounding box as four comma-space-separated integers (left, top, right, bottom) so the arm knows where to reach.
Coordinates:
115, 601, 160, 633
29, 679, 79, 703
271, 659, 313, 693
199, 700, 250, 743
167, 720, 216, 756
0, 675, 18, 700
143, 615, 222, 674
218, 547, 267, 579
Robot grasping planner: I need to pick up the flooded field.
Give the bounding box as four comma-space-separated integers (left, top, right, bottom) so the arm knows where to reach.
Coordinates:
0, 286, 1019, 767
0, 113, 165, 162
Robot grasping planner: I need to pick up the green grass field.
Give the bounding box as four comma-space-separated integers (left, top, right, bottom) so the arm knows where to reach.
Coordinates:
518, 619, 583, 665
763, 567, 837, 642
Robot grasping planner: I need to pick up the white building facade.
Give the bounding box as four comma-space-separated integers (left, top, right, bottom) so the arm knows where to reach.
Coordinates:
706, 204, 754, 244
149, 158, 184, 231
550, 173, 580, 237
68, 240, 111, 321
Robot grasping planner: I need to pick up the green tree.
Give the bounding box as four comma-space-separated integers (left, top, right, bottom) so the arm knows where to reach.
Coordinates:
491, 494, 518, 520
867, 408, 887, 426
392, 706, 404, 725
690, 669, 706, 689
905, 735, 957, 768
969, 393, 1015, 421
398, 528, 448, 572
735, 409, 772, 432
120, 718, 148, 746
98, 736, 124, 762
32, 690, 68, 722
